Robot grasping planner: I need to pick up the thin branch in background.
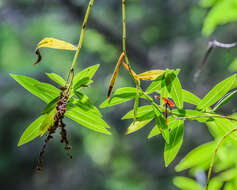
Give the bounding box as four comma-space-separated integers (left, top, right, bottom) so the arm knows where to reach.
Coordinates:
206, 128, 237, 190
194, 40, 237, 82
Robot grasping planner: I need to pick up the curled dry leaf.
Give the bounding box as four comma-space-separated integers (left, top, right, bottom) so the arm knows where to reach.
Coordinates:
107, 52, 125, 98
34, 38, 77, 65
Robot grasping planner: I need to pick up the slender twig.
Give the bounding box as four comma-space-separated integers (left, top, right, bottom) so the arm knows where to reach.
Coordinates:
194, 40, 237, 81
206, 128, 237, 190
67, 0, 95, 92
173, 114, 237, 122
122, 0, 140, 87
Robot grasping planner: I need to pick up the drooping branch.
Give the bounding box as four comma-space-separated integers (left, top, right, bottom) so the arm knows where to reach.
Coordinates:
194, 40, 237, 81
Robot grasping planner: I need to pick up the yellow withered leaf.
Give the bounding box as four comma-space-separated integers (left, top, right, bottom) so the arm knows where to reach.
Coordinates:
34, 38, 77, 65
137, 70, 165, 80
107, 53, 125, 98
37, 38, 77, 50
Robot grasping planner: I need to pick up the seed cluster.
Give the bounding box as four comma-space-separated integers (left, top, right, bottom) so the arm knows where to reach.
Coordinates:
37, 89, 72, 171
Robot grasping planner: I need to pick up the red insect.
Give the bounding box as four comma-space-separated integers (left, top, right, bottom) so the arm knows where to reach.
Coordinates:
155, 96, 175, 125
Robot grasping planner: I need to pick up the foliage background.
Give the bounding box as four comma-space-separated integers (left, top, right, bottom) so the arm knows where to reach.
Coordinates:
0, 0, 236, 189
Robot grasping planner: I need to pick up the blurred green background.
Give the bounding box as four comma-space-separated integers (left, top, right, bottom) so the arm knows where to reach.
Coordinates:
0, 0, 236, 189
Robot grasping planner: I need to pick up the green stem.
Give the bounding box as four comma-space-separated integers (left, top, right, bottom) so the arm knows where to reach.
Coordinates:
122, 0, 140, 87
206, 128, 237, 190
67, 0, 95, 91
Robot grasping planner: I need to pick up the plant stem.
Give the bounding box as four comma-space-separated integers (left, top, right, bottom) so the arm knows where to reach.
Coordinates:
67, 0, 95, 91
172, 115, 237, 122
122, 0, 140, 87
206, 128, 237, 190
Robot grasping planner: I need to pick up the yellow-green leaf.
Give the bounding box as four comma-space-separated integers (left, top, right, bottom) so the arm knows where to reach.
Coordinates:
164, 120, 184, 167
137, 70, 165, 81
148, 117, 177, 139
46, 73, 66, 87
126, 119, 153, 135
39, 109, 56, 136
175, 141, 216, 172
10, 74, 60, 103
173, 176, 205, 190
18, 115, 48, 146
65, 106, 111, 135
37, 37, 77, 51
197, 74, 236, 110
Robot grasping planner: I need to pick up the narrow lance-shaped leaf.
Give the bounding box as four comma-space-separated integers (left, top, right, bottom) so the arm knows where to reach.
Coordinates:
152, 102, 170, 144
213, 89, 237, 111
18, 115, 48, 146
10, 74, 60, 103
148, 117, 177, 139
146, 71, 166, 94
197, 74, 236, 110
164, 120, 184, 167
122, 105, 154, 120
173, 177, 205, 190
133, 87, 140, 122
160, 74, 170, 106
182, 89, 201, 105
46, 73, 66, 87
136, 70, 165, 81
73, 64, 100, 88
34, 37, 77, 65
100, 87, 137, 108
175, 141, 216, 172
73, 91, 102, 117
39, 108, 57, 136
65, 105, 111, 135
126, 119, 153, 135
107, 52, 125, 98
42, 96, 59, 114
167, 70, 183, 109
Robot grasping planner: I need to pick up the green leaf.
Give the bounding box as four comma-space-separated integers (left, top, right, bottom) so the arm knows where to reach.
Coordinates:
182, 89, 201, 105
73, 91, 102, 117
73, 77, 93, 90
213, 90, 237, 111
167, 71, 183, 109
148, 117, 177, 139
39, 109, 56, 136
126, 119, 153, 135
65, 105, 111, 135
146, 71, 165, 93
42, 96, 59, 114
164, 120, 184, 167
202, 0, 237, 36
10, 74, 60, 103
73, 64, 100, 88
122, 105, 154, 120
46, 73, 66, 87
173, 176, 204, 190
175, 141, 216, 172
152, 103, 170, 144
100, 87, 137, 108
18, 115, 48, 146
160, 73, 170, 106
207, 118, 237, 143
197, 74, 236, 110
133, 89, 140, 122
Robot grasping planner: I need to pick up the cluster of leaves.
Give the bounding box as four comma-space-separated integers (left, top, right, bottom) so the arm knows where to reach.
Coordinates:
11, 63, 111, 147
100, 61, 237, 168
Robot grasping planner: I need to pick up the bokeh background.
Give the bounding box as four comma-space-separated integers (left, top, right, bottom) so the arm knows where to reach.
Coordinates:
0, 0, 236, 189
